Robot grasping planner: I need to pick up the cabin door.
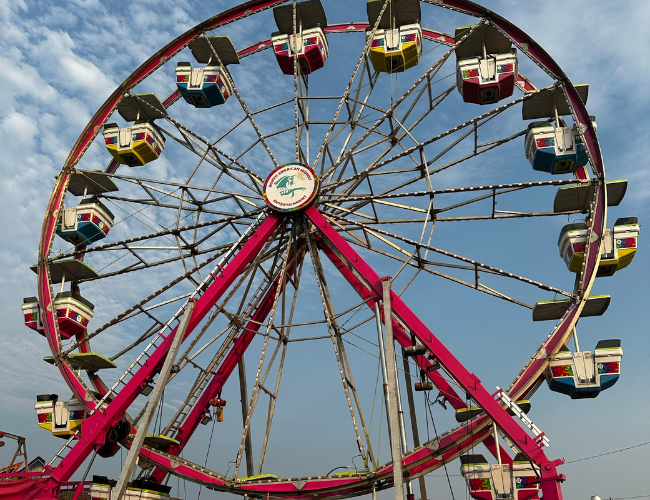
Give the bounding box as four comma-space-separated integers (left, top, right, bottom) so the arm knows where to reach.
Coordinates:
479, 57, 497, 81
119, 127, 132, 148
53, 402, 69, 430
190, 68, 205, 89
491, 464, 514, 499
63, 207, 78, 230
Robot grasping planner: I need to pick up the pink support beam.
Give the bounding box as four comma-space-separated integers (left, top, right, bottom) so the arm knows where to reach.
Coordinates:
43, 213, 282, 490
307, 206, 564, 499
136, 424, 495, 498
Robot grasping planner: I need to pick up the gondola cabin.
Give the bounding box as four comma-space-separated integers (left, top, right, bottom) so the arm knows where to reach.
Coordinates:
456, 50, 517, 105
176, 63, 233, 107
511, 453, 542, 499
103, 93, 167, 166
22, 297, 44, 335
367, 0, 422, 73
545, 340, 623, 399
558, 217, 639, 276
34, 394, 85, 438
271, 1, 328, 75
524, 118, 595, 174
176, 36, 240, 108
460, 454, 540, 500
455, 24, 518, 105
368, 23, 422, 73
272, 27, 328, 75
55, 291, 94, 338
90, 476, 115, 500
125, 478, 172, 500
522, 84, 591, 174
56, 198, 114, 246
103, 122, 165, 167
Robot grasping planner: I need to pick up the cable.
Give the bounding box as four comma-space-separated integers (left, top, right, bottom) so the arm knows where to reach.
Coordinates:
197, 411, 217, 500
565, 440, 650, 464
425, 391, 456, 500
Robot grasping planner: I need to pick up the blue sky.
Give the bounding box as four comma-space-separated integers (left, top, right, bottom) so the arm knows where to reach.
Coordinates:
1, 1, 649, 499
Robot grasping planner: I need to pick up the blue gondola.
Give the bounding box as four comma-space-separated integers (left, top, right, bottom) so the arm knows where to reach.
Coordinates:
522, 84, 593, 175
56, 198, 114, 246
545, 340, 622, 399
524, 118, 595, 174
176, 36, 239, 108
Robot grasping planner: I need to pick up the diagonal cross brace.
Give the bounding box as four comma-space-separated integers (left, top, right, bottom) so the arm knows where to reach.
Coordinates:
305, 206, 565, 500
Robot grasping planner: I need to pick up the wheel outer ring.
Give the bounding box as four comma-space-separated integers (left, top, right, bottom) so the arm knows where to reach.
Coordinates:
36, 0, 606, 490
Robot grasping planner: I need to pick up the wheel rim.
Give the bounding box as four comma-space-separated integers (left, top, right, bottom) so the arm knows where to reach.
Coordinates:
34, 1, 608, 498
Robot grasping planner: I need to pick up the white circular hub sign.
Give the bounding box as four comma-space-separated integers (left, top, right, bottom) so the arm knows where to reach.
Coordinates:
263, 163, 319, 213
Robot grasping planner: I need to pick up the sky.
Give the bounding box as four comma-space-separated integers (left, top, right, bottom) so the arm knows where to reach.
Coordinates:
1, 1, 649, 499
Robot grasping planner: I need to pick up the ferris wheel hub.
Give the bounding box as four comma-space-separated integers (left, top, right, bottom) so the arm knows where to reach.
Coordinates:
263, 163, 319, 213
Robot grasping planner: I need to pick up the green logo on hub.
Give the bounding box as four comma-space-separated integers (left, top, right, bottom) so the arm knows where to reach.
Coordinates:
274, 175, 306, 198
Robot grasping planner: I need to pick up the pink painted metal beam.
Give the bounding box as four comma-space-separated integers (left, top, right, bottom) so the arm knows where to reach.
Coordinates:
306, 206, 564, 499
137, 424, 495, 498
43, 213, 282, 488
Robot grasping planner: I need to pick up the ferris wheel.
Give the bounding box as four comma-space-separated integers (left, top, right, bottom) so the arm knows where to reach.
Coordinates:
6, 0, 640, 499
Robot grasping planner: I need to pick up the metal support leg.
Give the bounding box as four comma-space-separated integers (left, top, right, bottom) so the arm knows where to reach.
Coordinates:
239, 356, 254, 477
381, 278, 404, 500
402, 353, 427, 500
375, 303, 392, 450
393, 359, 413, 500
111, 300, 196, 500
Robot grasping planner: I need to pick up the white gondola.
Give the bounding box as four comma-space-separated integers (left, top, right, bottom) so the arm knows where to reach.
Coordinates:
546, 340, 623, 399
455, 23, 518, 105
90, 476, 115, 500
558, 217, 639, 276
56, 198, 114, 246
522, 84, 592, 174
54, 291, 95, 339
22, 296, 44, 335
460, 454, 540, 500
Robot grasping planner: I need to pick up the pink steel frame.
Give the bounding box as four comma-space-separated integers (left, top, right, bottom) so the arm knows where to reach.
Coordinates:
13, 0, 607, 498
97, 206, 562, 499
21, 206, 565, 500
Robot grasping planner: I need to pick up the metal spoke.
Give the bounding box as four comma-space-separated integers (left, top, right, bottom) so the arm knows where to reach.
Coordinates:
312, 0, 390, 172
306, 229, 375, 471
233, 225, 296, 479
328, 213, 573, 298
323, 90, 536, 194
200, 33, 279, 169
256, 236, 306, 473
162, 231, 290, 437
